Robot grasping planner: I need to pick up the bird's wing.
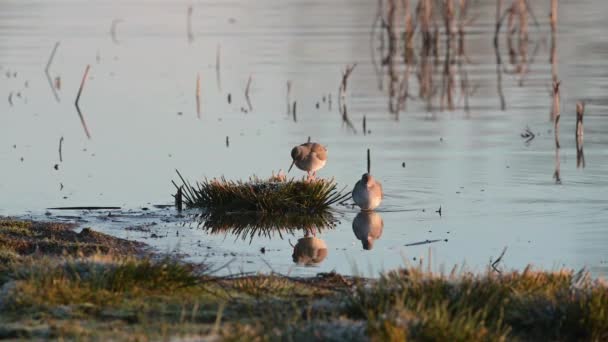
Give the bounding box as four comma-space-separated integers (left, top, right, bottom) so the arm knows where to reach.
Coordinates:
311, 143, 327, 161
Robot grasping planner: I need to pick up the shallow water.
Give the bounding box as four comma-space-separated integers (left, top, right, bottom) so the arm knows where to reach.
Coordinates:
1, 0, 608, 277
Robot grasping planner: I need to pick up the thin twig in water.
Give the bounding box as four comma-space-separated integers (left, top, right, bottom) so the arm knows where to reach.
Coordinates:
491, 246, 508, 274
363, 115, 367, 136
75, 65, 92, 139
215, 44, 221, 91
196, 73, 201, 118
187, 6, 194, 43
245, 75, 253, 111
110, 19, 123, 44
404, 239, 445, 247
338, 63, 357, 109
286, 81, 292, 115
45, 41, 61, 102
521, 126, 535, 145
58, 136, 64, 162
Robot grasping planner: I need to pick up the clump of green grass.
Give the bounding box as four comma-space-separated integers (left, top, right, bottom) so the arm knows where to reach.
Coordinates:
174, 171, 349, 213
197, 210, 338, 242
348, 266, 608, 341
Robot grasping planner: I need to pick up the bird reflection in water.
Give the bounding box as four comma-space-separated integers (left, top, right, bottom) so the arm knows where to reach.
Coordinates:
292, 229, 328, 266
352, 211, 384, 250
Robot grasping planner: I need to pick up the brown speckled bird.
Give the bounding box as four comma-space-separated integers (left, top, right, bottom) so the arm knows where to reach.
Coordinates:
288, 142, 327, 179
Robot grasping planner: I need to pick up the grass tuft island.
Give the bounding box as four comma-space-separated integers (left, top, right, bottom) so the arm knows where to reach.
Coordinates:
174, 171, 350, 213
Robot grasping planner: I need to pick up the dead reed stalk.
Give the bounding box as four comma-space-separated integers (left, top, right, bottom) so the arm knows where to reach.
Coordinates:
75, 65, 92, 139
187, 6, 194, 43
403, 0, 415, 64
550, 0, 558, 34
110, 19, 123, 44
339, 64, 357, 109
245, 75, 253, 111
286, 81, 292, 115
576, 101, 585, 169
45, 41, 61, 102
216, 44, 221, 91
196, 73, 201, 118
576, 101, 585, 138
363, 115, 367, 136
58, 136, 64, 162
551, 80, 560, 123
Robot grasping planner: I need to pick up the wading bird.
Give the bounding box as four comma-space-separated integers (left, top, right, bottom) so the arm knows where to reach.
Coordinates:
352, 149, 383, 210
288, 142, 327, 180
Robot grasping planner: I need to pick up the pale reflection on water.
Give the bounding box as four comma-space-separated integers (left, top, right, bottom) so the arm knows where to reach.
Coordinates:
1, 0, 608, 277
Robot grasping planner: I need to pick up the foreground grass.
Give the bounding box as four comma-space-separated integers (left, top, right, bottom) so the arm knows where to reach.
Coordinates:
1, 218, 607, 341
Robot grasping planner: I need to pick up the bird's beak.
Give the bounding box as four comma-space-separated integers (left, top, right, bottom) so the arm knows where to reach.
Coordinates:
288, 160, 295, 172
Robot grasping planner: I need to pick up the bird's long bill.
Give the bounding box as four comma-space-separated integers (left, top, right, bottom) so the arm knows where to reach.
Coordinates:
288, 160, 295, 172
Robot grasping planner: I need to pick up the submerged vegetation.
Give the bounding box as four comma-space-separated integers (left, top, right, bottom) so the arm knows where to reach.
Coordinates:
174, 171, 349, 213
1, 218, 607, 340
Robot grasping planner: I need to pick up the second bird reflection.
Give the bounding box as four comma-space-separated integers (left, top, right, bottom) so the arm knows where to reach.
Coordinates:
352, 211, 384, 250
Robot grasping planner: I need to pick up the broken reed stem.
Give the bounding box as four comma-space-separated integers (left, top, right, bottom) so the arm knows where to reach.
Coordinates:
550, 0, 558, 34
445, 0, 455, 38
187, 6, 194, 43
216, 44, 221, 91
551, 80, 560, 123
552, 80, 561, 149
175, 186, 183, 212
576, 101, 585, 169
45, 42, 60, 74
576, 101, 585, 138
196, 73, 201, 118
403, 0, 414, 63
367, 148, 371, 174
45, 41, 61, 102
338, 64, 357, 109
363, 115, 367, 136
75, 64, 92, 139
286, 81, 292, 115
110, 19, 123, 44
419, 0, 433, 48
58, 136, 64, 162
494, 0, 503, 46
245, 75, 253, 111
491, 246, 508, 273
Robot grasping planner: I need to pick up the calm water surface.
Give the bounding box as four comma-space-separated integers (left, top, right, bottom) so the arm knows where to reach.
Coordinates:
1, 0, 607, 276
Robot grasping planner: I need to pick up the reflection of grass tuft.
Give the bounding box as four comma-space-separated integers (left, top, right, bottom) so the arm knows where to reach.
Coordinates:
196, 210, 338, 242
174, 171, 349, 213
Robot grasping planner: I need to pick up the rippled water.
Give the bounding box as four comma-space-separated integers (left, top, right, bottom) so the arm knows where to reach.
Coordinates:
1, 0, 607, 277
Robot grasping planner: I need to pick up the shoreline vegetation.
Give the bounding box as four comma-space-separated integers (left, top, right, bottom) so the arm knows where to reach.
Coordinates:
1, 218, 607, 340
